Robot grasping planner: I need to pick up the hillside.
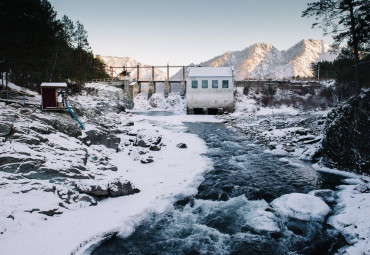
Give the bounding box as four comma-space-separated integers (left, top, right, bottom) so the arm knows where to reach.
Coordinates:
168, 39, 338, 80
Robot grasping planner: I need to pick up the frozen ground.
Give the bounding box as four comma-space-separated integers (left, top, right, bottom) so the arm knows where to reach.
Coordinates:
0, 83, 216, 254
0, 82, 369, 254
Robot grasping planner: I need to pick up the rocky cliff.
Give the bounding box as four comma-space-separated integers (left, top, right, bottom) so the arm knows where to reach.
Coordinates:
321, 90, 370, 175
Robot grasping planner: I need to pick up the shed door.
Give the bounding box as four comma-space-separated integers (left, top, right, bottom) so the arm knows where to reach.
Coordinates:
42, 88, 56, 109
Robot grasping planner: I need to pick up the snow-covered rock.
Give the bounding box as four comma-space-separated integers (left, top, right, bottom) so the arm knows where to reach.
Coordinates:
321, 90, 370, 175
271, 193, 331, 222
328, 181, 370, 255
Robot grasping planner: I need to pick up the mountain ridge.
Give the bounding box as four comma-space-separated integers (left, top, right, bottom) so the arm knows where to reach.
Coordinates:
100, 39, 338, 80
200, 39, 337, 79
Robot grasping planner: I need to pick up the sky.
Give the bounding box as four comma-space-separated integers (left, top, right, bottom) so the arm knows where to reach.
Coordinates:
49, 0, 333, 66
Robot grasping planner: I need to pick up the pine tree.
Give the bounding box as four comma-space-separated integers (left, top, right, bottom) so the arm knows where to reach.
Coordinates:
302, 0, 370, 94
1, 0, 109, 92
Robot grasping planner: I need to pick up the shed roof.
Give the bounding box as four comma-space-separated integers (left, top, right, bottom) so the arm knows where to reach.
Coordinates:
188, 67, 233, 77
41, 82, 68, 88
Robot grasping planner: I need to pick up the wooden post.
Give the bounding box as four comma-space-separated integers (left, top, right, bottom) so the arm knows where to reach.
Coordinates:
182, 66, 185, 81
137, 65, 140, 81
152, 66, 154, 81
110, 66, 113, 78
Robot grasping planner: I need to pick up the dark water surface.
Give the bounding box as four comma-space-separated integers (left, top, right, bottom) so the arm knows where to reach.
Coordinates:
92, 121, 345, 255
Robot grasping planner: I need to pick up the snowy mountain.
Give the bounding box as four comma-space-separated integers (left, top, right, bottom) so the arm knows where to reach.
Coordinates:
98, 56, 167, 80
101, 40, 337, 80
197, 39, 338, 80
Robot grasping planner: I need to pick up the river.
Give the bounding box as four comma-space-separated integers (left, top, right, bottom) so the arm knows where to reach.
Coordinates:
92, 117, 346, 255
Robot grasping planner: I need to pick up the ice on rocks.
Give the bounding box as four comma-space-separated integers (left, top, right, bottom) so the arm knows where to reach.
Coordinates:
271, 193, 331, 222
328, 181, 370, 255
133, 93, 186, 114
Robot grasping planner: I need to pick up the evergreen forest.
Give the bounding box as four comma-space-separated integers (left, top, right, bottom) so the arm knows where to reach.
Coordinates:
0, 0, 109, 93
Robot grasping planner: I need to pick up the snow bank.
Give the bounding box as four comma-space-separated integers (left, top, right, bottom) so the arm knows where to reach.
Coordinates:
256, 105, 299, 117
312, 163, 361, 178
0, 83, 214, 255
328, 181, 370, 255
271, 193, 331, 222
1, 80, 39, 97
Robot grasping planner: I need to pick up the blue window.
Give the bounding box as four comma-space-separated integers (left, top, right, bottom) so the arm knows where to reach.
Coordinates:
192, 80, 198, 88
202, 80, 208, 88
222, 80, 229, 88
212, 80, 218, 88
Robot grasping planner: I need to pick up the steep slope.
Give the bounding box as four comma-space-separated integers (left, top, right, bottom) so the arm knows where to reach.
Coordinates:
198, 39, 338, 80
98, 56, 167, 80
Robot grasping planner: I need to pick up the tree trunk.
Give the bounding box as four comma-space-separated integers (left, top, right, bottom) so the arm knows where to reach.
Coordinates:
348, 0, 361, 93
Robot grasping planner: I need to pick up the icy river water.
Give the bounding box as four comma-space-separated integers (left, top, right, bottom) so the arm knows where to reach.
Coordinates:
92, 119, 345, 255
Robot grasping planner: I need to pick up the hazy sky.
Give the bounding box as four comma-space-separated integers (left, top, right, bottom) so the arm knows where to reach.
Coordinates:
49, 0, 332, 66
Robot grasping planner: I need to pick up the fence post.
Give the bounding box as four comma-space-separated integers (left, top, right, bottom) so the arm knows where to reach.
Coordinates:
6, 90, 9, 104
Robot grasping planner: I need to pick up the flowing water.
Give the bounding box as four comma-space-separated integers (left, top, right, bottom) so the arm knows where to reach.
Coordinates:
92, 120, 346, 255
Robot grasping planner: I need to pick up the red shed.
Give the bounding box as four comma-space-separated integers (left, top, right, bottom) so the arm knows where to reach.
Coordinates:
41, 82, 67, 110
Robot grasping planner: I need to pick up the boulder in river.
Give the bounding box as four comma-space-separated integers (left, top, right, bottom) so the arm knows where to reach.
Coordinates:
271, 193, 331, 222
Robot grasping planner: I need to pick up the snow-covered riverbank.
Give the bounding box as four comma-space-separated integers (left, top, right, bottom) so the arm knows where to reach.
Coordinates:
1, 83, 369, 254
0, 83, 217, 254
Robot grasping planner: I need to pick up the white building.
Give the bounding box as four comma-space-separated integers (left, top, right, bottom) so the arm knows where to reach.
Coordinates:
186, 67, 235, 114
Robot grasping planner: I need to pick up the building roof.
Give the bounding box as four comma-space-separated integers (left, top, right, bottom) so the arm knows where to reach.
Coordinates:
40, 82, 68, 88
188, 67, 233, 77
